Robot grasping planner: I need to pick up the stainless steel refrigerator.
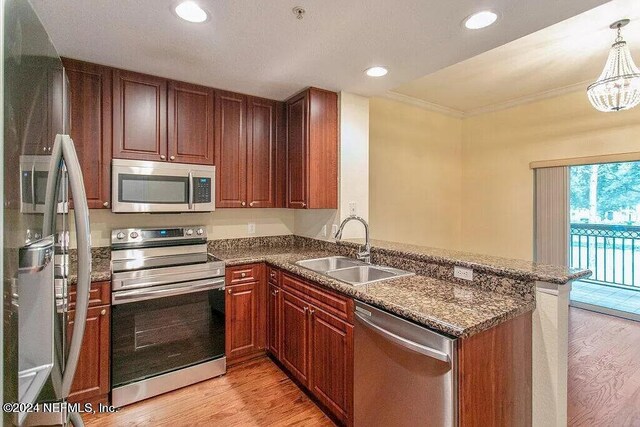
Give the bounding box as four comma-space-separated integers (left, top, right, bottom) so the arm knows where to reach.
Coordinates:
3, 1, 92, 426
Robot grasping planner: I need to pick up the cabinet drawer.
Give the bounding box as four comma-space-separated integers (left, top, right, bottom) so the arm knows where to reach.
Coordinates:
267, 267, 279, 284
228, 264, 262, 284
281, 272, 353, 323
69, 281, 111, 309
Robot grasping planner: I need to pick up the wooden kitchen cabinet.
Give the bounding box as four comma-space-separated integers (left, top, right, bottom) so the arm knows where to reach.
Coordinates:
285, 88, 338, 209
215, 90, 247, 208
168, 80, 214, 165
271, 270, 354, 425
112, 69, 167, 162
66, 281, 111, 405
280, 289, 311, 384
215, 93, 284, 208
247, 97, 278, 208
309, 306, 353, 424
63, 58, 112, 209
225, 264, 266, 365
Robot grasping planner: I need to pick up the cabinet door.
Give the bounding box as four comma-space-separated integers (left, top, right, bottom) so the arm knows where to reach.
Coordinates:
286, 92, 308, 208
112, 69, 167, 162
309, 306, 353, 424
63, 59, 112, 209
268, 283, 281, 358
225, 282, 259, 362
67, 305, 110, 404
247, 97, 276, 208
167, 81, 214, 165
215, 90, 247, 208
281, 290, 310, 385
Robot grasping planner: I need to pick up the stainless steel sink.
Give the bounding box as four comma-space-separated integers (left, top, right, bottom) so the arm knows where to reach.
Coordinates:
295, 256, 413, 286
296, 256, 365, 272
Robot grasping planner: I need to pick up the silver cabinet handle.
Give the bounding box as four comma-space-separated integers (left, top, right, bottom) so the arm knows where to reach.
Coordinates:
228, 289, 232, 295
355, 311, 451, 364
170, 155, 175, 160
188, 171, 194, 210
241, 201, 246, 207
241, 272, 246, 278
303, 306, 308, 313
302, 202, 306, 208
249, 202, 254, 207
103, 201, 109, 208
100, 309, 106, 316
160, 154, 166, 160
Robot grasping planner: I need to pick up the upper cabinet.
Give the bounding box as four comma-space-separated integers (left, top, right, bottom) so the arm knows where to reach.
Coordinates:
63, 58, 112, 209
112, 69, 167, 162
286, 88, 338, 209
215, 90, 247, 208
168, 81, 214, 165
215, 92, 285, 208
247, 97, 278, 208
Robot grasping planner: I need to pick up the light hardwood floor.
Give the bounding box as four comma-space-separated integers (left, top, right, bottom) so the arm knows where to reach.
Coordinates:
84, 357, 335, 427
568, 307, 640, 426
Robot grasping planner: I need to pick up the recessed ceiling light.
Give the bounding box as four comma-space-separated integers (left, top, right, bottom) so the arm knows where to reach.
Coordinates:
366, 66, 388, 77
174, 1, 208, 23
463, 11, 498, 30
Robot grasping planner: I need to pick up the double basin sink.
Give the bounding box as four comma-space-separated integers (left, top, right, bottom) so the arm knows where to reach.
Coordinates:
295, 256, 414, 286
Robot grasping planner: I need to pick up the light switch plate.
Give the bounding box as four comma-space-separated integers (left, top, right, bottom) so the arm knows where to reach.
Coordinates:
454, 266, 473, 281
248, 223, 256, 234
321, 225, 327, 237
349, 202, 357, 216
331, 224, 338, 236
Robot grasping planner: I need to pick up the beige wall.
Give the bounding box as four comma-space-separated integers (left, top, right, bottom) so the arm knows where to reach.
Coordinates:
461, 90, 640, 260
368, 97, 463, 250
74, 208, 294, 248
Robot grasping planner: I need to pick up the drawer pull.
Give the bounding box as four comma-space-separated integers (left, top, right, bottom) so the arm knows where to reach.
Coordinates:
100, 309, 106, 316
240, 272, 247, 278
228, 289, 232, 294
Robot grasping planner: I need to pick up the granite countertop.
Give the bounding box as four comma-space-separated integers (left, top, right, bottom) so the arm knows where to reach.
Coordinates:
345, 238, 591, 285
209, 245, 536, 338
68, 247, 111, 285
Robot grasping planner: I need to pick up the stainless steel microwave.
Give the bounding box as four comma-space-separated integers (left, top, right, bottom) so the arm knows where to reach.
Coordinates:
111, 159, 215, 213
19, 155, 68, 214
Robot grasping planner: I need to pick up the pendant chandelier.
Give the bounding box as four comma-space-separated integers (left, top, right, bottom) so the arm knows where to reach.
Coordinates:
587, 19, 640, 112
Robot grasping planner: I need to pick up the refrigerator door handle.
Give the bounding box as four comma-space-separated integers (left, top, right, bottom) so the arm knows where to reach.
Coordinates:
58, 134, 92, 398
43, 135, 63, 238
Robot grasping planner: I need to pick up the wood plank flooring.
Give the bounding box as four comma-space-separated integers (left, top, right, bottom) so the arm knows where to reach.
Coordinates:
84, 357, 335, 427
568, 307, 640, 426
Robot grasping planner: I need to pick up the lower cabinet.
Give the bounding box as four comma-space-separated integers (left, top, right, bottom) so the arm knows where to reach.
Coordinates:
66, 281, 111, 405
273, 271, 354, 426
225, 264, 267, 365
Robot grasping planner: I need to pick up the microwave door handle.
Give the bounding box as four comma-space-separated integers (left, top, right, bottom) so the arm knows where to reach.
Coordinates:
188, 171, 194, 210
59, 134, 92, 398
43, 135, 63, 237
30, 164, 36, 210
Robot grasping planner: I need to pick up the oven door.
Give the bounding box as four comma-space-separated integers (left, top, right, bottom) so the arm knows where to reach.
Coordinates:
111, 158, 215, 213
111, 277, 225, 390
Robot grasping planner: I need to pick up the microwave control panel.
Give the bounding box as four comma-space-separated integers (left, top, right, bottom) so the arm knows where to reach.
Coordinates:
194, 177, 212, 203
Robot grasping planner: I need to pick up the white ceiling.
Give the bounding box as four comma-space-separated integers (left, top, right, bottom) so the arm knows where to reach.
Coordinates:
393, 0, 640, 115
30, 0, 607, 101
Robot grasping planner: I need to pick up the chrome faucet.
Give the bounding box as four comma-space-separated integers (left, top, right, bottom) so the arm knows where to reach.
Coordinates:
334, 215, 371, 263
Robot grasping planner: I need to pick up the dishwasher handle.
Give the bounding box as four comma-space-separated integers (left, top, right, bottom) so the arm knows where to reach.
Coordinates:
355, 311, 451, 364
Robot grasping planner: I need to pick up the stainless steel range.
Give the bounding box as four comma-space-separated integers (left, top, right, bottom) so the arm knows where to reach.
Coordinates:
110, 226, 226, 407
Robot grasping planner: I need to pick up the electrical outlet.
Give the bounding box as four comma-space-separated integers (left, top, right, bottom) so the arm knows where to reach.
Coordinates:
349, 201, 357, 216
321, 225, 327, 237
248, 223, 256, 234
454, 266, 473, 281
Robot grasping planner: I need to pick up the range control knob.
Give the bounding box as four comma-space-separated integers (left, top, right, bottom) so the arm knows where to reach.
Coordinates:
130, 231, 139, 239
196, 228, 204, 236
186, 229, 194, 236
116, 232, 125, 240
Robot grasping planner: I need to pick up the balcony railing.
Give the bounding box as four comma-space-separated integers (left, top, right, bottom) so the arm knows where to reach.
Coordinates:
570, 223, 640, 290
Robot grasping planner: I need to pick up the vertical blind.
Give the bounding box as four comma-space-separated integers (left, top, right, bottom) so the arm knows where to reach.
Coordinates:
535, 167, 569, 266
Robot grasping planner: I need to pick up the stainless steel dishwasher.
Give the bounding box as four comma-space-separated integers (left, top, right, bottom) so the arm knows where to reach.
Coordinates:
354, 301, 458, 426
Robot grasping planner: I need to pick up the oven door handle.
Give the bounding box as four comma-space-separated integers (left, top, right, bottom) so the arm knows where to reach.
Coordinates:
112, 277, 225, 305
188, 171, 194, 210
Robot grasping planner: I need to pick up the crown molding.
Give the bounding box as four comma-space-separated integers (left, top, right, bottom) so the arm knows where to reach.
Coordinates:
464, 79, 592, 117
383, 91, 466, 118
384, 80, 593, 119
